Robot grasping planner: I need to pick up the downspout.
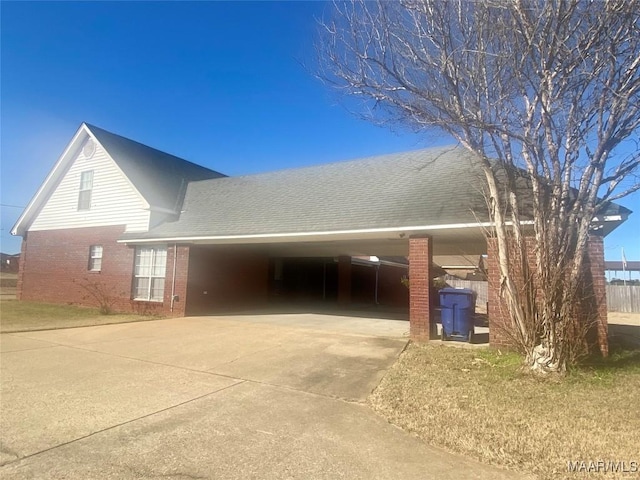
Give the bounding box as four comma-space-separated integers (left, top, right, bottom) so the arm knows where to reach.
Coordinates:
170, 243, 177, 313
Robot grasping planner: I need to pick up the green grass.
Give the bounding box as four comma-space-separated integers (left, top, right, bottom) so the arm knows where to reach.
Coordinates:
369, 343, 640, 480
0, 299, 162, 333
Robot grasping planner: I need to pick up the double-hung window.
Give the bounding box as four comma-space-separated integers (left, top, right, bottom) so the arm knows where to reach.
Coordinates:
78, 170, 94, 210
88, 245, 103, 271
133, 246, 167, 302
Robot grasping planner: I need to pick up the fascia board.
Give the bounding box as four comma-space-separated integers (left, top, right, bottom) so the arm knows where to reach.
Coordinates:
11, 124, 88, 236
116, 221, 505, 244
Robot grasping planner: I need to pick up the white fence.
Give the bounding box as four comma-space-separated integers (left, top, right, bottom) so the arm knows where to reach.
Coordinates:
445, 280, 640, 313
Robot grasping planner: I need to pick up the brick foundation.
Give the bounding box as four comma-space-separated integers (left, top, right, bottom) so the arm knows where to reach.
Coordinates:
409, 235, 434, 341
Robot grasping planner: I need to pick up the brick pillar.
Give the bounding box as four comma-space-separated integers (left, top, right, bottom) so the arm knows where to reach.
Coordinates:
338, 255, 351, 306
16, 237, 27, 301
585, 235, 608, 357
487, 236, 512, 349
165, 244, 190, 317
409, 235, 433, 341
487, 235, 609, 357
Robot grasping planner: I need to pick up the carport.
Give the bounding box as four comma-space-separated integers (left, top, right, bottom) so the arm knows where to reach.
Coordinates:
116, 147, 494, 342
119, 147, 618, 348
167, 226, 488, 341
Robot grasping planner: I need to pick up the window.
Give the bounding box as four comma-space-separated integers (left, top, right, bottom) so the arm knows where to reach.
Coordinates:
88, 245, 103, 271
133, 246, 167, 302
78, 170, 94, 210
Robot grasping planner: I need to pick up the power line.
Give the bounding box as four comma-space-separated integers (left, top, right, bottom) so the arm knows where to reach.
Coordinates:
0, 204, 25, 208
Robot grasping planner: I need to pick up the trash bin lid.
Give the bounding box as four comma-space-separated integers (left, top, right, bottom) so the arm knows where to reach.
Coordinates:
439, 287, 474, 295
439, 288, 475, 309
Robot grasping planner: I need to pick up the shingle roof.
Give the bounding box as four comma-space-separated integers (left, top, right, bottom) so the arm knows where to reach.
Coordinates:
87, 124, 225, 211
130, 146, 492, 238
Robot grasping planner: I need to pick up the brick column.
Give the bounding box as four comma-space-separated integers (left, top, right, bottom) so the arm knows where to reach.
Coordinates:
165, 244, 190, 317
487, 236, 512, 349
338, 255, 352, 306
409, 235, 433, 341
585, 235, 608, 357
487, 235, 609, 357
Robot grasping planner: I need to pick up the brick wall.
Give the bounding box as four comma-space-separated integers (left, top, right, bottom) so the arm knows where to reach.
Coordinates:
486, 236, 538, 349
409, 235, 434, 341
487, 235, 608, 356
18, 227, 187, 316
20, 226, 134, 311
185, 246, 269, 315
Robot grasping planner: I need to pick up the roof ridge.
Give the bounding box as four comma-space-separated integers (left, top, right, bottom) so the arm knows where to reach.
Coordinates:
187, 145, 463, 185
84, 122, 225, 176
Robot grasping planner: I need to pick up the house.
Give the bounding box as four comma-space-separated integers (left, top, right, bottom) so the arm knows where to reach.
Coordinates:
0, 253, 20, 273
605, 260, 640, 283
12, 123, 631, 351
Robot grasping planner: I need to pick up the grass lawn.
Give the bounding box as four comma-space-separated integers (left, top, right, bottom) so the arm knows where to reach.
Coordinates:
0, 299, 162, 333
370, 342, 640, 480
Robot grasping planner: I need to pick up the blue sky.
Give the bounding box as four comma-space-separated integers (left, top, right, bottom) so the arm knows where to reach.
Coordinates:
1, 1, 638, 266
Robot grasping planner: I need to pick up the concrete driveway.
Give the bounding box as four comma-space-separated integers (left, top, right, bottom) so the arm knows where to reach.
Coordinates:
1, 313, 524, 479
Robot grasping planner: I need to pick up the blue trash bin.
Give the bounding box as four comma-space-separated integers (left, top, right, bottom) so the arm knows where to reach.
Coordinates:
439, 288, 475, 342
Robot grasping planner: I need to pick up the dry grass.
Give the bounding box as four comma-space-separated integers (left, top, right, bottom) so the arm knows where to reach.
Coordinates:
0, 299, 162, 333
369, 343, 640, 480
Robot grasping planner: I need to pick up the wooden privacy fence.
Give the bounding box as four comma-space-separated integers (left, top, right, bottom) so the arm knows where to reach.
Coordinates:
445, 280, 640, 313
445, 279, 488, 309
606, 285, 640, 313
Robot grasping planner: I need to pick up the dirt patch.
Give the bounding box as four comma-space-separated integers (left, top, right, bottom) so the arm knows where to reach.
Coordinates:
608, 312, 640, 326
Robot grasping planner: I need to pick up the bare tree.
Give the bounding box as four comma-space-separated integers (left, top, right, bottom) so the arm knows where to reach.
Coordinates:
318, 0, 640, 372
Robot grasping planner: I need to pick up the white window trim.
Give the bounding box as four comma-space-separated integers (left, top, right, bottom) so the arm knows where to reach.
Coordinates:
133, 246, 167, 302
88, 245, 103, 272
78, 170, 94, 211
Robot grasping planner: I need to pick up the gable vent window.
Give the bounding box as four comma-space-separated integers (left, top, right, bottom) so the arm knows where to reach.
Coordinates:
133, 246, 167, 302
78, 170, 94, 211
88, 245, 103, 271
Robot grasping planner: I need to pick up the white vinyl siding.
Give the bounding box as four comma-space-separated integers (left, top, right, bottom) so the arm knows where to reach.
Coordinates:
133, 246, 167, 302
30, 141, 150, 232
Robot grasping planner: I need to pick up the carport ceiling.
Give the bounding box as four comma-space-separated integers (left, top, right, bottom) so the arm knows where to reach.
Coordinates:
186, 227, 487, 258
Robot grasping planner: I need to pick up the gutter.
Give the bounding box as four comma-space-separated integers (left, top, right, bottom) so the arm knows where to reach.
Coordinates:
116, 221, 512, 244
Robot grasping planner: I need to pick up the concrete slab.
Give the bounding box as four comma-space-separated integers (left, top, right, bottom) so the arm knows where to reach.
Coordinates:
222, 312, 411, 338
0, 334, 55, 353
0, 343, 239, 464
0, 382, 524, 480
1, 314, 528, 479
208, 332, 406, 401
